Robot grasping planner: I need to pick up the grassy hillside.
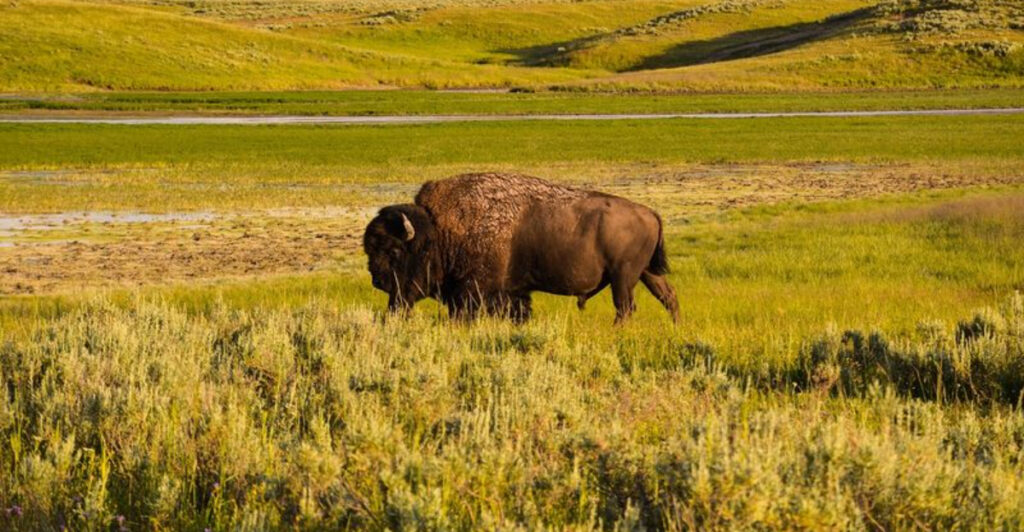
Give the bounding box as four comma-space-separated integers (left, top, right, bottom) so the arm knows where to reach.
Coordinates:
282, 0, 702, 65
1, 0, 1022, 91
567, 0, 1024, 90
0, 0, 582, 91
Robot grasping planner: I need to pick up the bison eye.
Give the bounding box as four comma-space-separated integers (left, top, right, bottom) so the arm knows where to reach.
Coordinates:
389, 248, 402, 259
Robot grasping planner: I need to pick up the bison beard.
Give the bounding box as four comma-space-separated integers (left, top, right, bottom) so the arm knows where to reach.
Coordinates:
363, 173, 679, 324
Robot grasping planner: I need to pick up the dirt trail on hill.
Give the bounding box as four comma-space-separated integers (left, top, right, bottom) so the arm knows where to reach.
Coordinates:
0, 108, 1022, 125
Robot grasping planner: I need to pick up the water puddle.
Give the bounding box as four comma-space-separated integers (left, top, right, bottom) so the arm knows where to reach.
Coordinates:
0, 211, 216, 241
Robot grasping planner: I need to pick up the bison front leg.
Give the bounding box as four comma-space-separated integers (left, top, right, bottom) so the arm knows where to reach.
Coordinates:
387, 292, 412, 316
447, 299, 479, 322
509, 295, 532, 324
446, 289, 485, 322
484, 293, 532, 324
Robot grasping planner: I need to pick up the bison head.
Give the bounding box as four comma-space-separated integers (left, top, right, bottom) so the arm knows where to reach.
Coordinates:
363, 204, 437, 312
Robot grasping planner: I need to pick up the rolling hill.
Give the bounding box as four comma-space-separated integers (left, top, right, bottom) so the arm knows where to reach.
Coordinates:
1, 0, 1022, 91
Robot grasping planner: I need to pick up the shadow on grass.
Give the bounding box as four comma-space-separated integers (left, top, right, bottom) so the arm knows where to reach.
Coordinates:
630, 6, 875, 70
499, 6, 875, 72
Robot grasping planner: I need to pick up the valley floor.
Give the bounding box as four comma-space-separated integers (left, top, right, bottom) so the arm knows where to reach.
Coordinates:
1, 98, 1023, 529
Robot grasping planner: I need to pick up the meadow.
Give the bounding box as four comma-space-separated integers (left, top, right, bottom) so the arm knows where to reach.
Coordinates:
2, 112, 1024, 528
2, 0, 1024, 527
5, 88, 1024, 117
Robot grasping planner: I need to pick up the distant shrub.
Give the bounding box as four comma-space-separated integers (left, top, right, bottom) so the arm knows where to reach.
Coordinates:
618, 0, 782, 36
359, 9, 423, 25
794, 293, 1024, 405
873, 0, 1024, 37
942, 40, 1023, 57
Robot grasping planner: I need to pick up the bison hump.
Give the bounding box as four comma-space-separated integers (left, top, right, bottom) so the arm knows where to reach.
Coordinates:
415, 173, 586, 280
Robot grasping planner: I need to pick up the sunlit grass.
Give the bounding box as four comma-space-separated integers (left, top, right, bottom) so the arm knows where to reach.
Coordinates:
1, 0, 1022, 92
2, 123, 1024, 526
2, 285, 1023, 528
0, 0, 583, 92
3, 115, 1023, 171
5, 88, 1024, 116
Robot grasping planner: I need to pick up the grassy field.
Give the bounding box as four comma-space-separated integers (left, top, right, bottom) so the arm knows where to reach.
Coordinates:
1, 0, 1022, 91
2, 0, 1024, 527
4, 88, 1024, 116
1, 112, 1024, 527
3, 114, 1023, 171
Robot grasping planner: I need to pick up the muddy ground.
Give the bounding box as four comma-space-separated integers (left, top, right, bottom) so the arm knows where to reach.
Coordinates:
1, 163, 1019, 295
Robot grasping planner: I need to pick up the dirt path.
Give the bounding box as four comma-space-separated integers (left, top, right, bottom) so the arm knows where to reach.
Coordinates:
1, 108, 1022, 125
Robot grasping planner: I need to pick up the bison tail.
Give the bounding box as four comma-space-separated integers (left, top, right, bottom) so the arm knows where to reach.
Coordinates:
648, 215, 670, 275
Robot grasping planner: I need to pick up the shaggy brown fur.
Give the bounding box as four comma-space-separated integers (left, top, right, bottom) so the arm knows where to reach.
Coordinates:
415, 173, 587, 288
364, 173, 679, 324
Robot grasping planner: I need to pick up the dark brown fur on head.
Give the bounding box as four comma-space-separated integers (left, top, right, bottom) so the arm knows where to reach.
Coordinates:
362, 204, 439, 311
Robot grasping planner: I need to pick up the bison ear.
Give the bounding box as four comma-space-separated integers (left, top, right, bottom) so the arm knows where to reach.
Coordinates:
400, 213, 415, 241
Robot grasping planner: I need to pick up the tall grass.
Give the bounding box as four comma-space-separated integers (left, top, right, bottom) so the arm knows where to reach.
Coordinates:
1, 189, 1023, 527
2, 294, 1023, 529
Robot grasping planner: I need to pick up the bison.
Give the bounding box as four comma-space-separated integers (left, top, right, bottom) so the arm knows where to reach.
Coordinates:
363, 173, 679, 324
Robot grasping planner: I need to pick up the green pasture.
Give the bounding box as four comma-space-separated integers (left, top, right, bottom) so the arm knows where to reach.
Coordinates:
3, 114, 1023, 214
1, 78, 1024, 530
3, 114, 1023, 169
2, 186, 1024, 528
4, 88, 1024, 116
4, 185, 1023, 351
2, 0, 1024, 526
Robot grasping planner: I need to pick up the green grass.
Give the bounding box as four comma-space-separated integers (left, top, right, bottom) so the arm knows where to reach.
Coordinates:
2, 115, 1021, 215
3, 114, 1023, 170
289, 0, 693, 64
2, 0, 1024, 520
1, 112, 1023, 527
0, 0, 582, 92
2, 188, 1024, 528
1, 0, 1022, 92
4, 87, 1024, 116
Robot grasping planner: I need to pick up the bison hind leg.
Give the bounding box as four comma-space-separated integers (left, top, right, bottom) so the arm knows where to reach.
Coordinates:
641, 271, 679, 323
611, 278, 637, 325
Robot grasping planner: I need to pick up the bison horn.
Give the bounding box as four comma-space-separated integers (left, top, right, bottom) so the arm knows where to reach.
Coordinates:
401, 213, 415, 241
